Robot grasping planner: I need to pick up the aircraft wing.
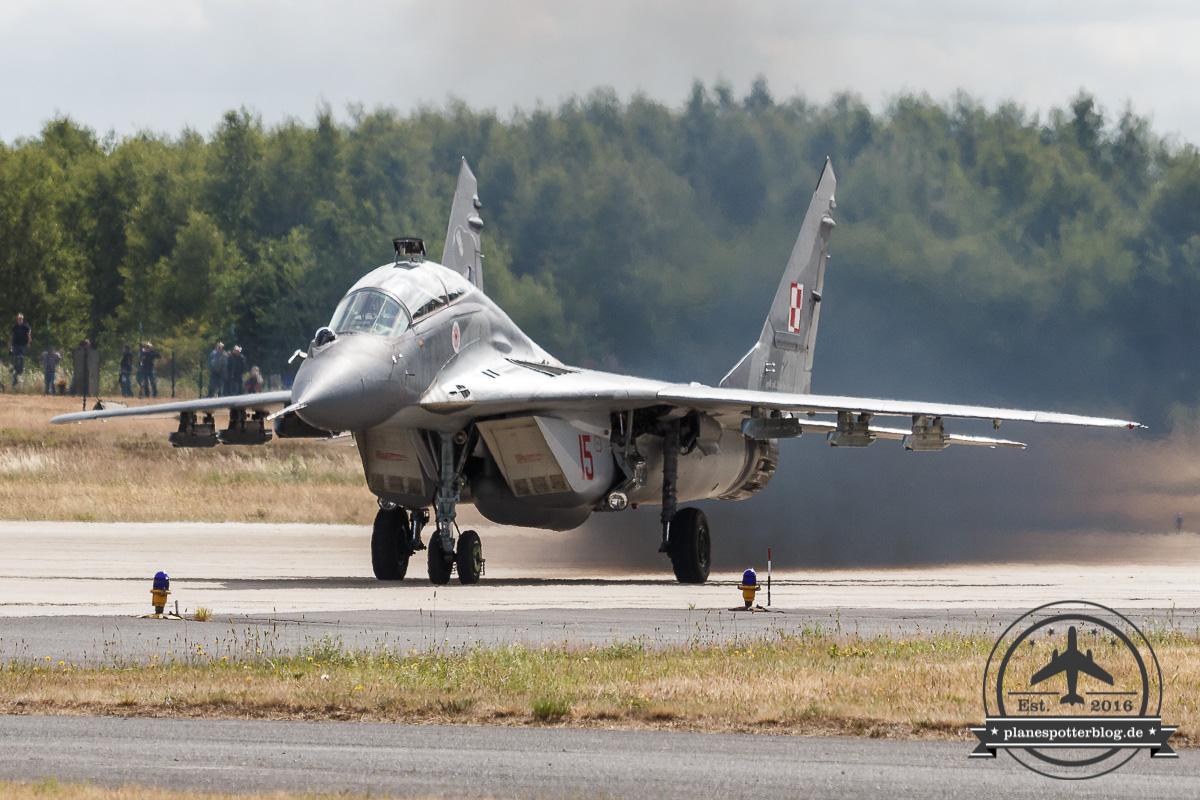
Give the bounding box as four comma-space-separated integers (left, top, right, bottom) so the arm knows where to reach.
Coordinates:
659, 385, 1141, 430
418, 360, 1141, 445
50, 391, 293, 424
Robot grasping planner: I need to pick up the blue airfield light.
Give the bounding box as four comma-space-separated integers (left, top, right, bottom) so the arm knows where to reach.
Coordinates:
153, 571, 170, 591
738, 569, 760, 609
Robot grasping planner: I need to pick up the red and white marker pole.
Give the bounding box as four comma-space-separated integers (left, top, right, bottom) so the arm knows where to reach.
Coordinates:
767, 547, 772, 607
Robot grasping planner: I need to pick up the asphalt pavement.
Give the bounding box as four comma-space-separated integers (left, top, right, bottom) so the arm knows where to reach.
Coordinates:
1, 715, 1192, 799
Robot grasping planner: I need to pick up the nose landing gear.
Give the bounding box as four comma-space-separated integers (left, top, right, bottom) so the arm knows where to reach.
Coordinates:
425, 429, 484, 585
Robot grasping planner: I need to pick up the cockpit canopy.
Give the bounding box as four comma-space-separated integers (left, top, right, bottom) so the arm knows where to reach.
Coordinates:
330, 289, 408, 337
329, 265, 474, 337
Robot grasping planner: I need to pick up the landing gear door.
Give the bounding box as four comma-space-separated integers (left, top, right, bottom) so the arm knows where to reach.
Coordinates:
535, 416, 613, 497
356, 428, 435, 500
476, 415, 613, 502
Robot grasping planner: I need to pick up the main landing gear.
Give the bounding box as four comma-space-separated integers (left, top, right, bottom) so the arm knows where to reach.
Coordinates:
658, 418, 711, 584
371, 503, 427, 581
372, 429, 483, 586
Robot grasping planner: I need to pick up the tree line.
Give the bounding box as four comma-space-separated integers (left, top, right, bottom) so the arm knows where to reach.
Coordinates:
2, 81, 1198, 427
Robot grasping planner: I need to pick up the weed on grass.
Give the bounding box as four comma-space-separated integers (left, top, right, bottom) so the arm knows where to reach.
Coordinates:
531, 696, 572, 721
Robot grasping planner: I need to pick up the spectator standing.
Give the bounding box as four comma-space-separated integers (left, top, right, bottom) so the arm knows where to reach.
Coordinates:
207, 342, 227, 397
9, 313, 31, 389
137, 342, 160, 398
227, 345, 246, 395
245, 365, 263, 393
40, 345, 62, 395
118, 344, 134, 397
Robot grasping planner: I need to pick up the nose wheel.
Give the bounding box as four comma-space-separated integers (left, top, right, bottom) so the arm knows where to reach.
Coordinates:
428, 534, 453, 584
456, 530, 483, 584
426, 528, 484, 585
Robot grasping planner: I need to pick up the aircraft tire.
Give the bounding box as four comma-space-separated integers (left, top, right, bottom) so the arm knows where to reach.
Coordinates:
669, 507, 711, 584
371, 506, 410, 581
456, 530, 483, 584
428, 534, 453, 585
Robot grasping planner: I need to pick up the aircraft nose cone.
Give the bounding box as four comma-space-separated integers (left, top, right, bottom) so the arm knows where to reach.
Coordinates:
293, 355, 401, 432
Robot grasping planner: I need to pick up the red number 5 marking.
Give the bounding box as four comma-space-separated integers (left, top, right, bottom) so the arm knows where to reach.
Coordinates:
579, 434, 594, 481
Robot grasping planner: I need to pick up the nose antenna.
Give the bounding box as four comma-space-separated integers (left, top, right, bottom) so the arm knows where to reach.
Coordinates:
393, 237, 426, 265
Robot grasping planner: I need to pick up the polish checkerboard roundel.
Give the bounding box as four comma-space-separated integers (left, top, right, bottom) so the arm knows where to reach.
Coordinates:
788, 283, 803, 333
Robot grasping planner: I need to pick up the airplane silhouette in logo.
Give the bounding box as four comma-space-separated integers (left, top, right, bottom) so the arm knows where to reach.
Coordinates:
1029, 625, 1115, 705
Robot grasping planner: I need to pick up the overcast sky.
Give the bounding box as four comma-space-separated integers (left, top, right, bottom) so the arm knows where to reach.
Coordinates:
3, 0, 1200, 144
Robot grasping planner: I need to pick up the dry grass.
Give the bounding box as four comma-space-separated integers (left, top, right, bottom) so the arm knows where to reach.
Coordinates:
0, 779, 399, 800
0, 395, 372, 523
3, 629, 1199, 744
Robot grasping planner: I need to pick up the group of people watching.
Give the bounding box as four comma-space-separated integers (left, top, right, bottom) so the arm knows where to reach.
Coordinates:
206, 341, 263, 396
118, 342, 162, 398
7, 313, 263, 398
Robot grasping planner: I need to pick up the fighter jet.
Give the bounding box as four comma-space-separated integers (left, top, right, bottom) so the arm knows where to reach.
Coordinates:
1029, 625, 1115, 705
52, 159, 1142, 585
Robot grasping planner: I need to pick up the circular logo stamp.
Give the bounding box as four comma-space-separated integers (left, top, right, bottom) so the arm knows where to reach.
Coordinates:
971, 601, 1176, 780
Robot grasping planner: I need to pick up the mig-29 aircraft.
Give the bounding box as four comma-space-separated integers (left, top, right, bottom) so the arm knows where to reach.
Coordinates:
53, 159, 1142, 585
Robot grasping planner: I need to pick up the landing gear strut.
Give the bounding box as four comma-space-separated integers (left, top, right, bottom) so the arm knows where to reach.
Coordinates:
658, 418, 710, 584
426, 430, 484, 585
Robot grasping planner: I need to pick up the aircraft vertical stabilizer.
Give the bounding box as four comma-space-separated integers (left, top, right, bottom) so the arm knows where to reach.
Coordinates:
441, 158, 485, 288
720, 158, 836, 394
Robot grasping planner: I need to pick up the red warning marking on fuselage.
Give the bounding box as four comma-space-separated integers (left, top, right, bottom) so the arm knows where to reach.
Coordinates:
787, 283, 803, 333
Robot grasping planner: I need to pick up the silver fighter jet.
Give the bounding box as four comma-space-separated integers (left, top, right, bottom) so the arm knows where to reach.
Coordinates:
53, 159, 1142, 585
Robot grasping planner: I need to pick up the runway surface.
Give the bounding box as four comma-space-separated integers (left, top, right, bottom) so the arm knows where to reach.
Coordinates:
6, 521, 1200, 615
3, 521, 1199, 664
0, 715, 1191, 799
